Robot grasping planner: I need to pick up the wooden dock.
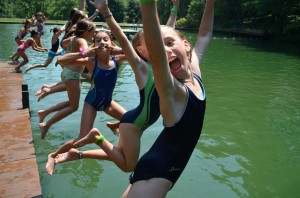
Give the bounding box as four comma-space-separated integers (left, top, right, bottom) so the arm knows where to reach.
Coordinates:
0, 62, 42, 197
96, 24, 140, 39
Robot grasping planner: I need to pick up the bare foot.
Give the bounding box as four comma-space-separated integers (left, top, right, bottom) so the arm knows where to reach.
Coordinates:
38, 110, 47, 123
15, 68, 22, 73
38, 88, 50, 102
9, 56, 16, 63
35, 89, 42, 96
39, 122, 49, 139
55, 148, 80, 164
25, 66, 32, 73
35, 84, 49, 96
74, 128, 101, 148
106, 121, 120, 136
46, 153, 55, 175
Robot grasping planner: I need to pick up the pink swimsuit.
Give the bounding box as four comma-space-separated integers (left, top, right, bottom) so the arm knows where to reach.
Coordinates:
17, 40, 31, 51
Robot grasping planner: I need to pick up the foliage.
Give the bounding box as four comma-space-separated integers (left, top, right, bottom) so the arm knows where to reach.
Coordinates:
0, 0, 299, 41
176, 17, 188, 28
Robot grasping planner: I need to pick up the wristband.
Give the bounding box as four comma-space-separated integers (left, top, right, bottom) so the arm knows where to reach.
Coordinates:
140, 0, 157, 4
95, 134, 105, 146
171, 7, 178, 13
104, 13, 113, 19
79, 47, 86, 58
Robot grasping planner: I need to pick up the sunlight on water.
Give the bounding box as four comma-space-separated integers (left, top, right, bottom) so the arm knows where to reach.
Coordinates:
1, 24, 300, 197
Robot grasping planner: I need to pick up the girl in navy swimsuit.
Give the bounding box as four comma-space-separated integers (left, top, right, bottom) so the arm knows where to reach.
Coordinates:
45, 30, 127, 175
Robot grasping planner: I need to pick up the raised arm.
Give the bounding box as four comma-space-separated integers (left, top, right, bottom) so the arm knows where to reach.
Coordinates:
166, 0, 180, 28
93, 0, 144, 71
141, 2, 175, 97
79, 0, 86, 11
191, 0, 215, 76
88, 9, 100, 21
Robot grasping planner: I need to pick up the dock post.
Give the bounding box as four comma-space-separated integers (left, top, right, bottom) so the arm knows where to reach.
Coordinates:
22, 84, 30, 110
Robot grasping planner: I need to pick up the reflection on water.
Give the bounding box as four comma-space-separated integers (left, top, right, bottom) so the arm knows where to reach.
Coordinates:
1, 24, 300, 197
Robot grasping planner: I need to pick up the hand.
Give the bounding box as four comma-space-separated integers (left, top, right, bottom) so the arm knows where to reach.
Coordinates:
85, 46, 99, 57
44, 48, 48, 52
109, 46, 123, 55
93, 0, 108, 12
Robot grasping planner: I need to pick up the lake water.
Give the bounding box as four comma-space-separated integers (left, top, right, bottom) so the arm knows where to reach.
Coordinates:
0, 24, 300, 198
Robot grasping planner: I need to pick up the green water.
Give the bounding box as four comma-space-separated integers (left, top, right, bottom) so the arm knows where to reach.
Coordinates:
1, 24, 300, 198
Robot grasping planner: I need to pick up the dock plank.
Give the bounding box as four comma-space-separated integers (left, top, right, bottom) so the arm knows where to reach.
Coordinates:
0, 61, 42, 197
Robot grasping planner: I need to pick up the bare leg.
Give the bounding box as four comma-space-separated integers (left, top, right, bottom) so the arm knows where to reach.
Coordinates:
106, 120, 120, 136
74, 123, 141, 172
104, 99, 126, 135
38, 83, 66, 102
26, 58, 53, 72
39, 79, 81, 139
15, 51, 28, 72
55, 148, 109, 164
38, 101, 69, 123
35, 81, 65, 96
40, 80, 81, 137
45, 102, 96, 175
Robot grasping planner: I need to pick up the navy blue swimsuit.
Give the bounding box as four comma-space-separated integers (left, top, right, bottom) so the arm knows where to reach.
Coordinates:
84, 56, 118, 111
130, 73, 206, 187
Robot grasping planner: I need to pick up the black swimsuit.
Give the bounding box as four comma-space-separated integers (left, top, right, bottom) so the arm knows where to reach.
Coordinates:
130, 73, 206, 187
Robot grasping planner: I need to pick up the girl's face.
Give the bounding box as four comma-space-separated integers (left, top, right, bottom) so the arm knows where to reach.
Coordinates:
36, 15, 43, 20
160, 26, 191, 78
94, 31, 112, 52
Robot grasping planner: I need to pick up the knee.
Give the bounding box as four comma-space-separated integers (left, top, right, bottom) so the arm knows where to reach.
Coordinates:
70, 105, 79, 113
121, 164, 135, 173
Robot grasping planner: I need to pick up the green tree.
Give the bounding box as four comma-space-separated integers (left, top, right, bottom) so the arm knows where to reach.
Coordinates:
126, 0, 140, 23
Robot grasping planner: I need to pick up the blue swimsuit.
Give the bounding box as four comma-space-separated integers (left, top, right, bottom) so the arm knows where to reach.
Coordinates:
84, 56, 119, 111
129, 73, 206, 187
120, 63, 160, 133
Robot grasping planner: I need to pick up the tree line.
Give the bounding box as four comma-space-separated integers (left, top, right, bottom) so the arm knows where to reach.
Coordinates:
1, 0, 299, 42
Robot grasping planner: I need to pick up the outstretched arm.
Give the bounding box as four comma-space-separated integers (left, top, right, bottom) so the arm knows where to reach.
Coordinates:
166, 0, 180, 28
88, 9, 100, 21
32, 39, 47, 52
57, 47, 96, 71
79, 0, 86, 11
141, 2, 172, 97
191, 0, 215, 76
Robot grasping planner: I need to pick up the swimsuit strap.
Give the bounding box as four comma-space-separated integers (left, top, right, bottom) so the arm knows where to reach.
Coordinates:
67, 37, 77, 52
110, 55, 118, 70
192, 72, 205, 100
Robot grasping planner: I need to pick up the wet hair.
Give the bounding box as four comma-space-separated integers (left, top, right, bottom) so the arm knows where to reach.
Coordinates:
50, 27, 59, 33
132, 29, 147, 61
35, 12, 43, 17
24, 19, 31, 30
69, 7, 79, 20
65, 10, 87, 35
65, 19, 95, 38
30, 30, 39, 37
